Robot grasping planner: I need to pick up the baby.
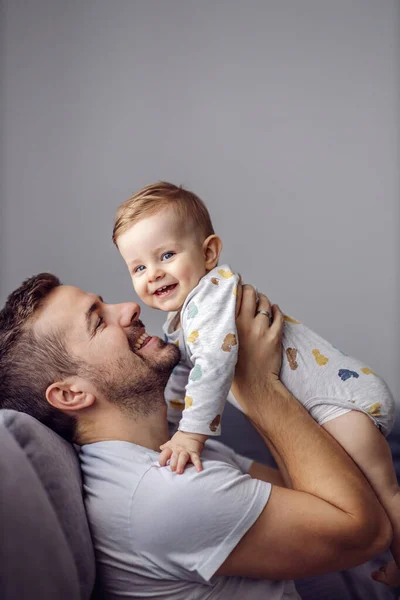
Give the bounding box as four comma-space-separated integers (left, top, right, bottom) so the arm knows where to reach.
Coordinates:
113, 181, 400, 587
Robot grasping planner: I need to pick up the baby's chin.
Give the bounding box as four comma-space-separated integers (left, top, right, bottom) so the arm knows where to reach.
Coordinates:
156, 300, 183, 313
144, 295, 184, 313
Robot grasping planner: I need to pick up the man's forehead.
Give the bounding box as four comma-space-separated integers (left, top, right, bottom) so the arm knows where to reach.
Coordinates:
34, 285, 96, 337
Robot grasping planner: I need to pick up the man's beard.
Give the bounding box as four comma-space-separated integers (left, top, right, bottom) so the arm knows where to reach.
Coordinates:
85, 328, 180, 419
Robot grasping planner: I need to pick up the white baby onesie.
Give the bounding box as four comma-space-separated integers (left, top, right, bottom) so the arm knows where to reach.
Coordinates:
163, 265, 240, 435
163, 265, 395, 437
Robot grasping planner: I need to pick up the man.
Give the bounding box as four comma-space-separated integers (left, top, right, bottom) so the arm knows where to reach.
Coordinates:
0, 273, 393, 599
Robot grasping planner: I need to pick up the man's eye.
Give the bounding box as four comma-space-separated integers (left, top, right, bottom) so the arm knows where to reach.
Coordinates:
134, 265, 145, 273
95, 317, 104, 331
161, 252, 175, 261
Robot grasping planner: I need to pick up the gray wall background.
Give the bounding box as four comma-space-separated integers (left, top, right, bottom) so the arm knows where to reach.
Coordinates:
1, 0, 399, 406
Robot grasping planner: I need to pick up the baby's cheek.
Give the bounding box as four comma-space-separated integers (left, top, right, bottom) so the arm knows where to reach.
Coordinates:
182, 264, 203, 283
131, 279, 140, 295
132, 280, 146, 301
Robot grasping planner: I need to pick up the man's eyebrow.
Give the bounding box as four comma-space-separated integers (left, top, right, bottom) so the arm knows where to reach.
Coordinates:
85, 296, 104, 334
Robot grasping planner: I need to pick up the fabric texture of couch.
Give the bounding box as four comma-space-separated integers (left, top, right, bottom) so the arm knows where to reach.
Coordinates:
0, 409, 96, 600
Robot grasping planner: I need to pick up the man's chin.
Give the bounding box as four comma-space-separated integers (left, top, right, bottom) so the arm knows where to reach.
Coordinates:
137, 337, 180, 370
156, 340, 181, 371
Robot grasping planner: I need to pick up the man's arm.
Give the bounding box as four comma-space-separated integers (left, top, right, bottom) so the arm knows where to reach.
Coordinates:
217, 287, 391, 580
248, 461, 285, 487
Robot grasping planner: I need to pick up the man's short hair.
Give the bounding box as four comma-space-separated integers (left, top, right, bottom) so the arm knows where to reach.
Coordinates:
0, 273, 78, 442
112, 181, 215, 245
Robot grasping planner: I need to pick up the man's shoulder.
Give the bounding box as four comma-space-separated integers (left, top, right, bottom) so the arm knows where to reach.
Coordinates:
132, 441, 256, 514
79, 439, 254, 516
79, 441, 157, 502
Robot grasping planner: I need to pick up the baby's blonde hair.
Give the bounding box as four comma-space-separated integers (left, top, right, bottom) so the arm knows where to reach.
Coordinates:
112, 181, 214, 246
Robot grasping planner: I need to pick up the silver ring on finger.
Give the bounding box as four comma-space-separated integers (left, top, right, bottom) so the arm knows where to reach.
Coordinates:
256, 309, 272, 325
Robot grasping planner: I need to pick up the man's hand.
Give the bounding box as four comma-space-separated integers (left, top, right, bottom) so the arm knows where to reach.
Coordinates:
232, 285, 284, 419
159, 431, 207, 474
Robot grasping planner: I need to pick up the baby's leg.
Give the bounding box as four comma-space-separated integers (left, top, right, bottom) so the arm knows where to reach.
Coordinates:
323, 410, 400, 586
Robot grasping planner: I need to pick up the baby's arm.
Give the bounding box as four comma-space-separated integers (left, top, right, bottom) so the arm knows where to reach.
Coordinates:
159, 267, 240, 473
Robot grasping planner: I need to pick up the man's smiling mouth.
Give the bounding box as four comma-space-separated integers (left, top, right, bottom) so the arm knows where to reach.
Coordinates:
134, 332, 150, 351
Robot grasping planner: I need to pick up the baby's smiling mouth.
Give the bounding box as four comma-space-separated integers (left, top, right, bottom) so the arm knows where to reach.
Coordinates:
153, 284, 178, 297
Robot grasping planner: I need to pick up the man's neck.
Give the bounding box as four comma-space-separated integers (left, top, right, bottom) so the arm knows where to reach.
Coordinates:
77, 403, 170, 451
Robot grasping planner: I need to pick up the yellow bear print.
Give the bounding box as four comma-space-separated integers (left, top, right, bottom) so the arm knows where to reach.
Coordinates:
184, 396, 193, 409
312, 349, 329, 366
361, 368, 376, 376
218, 269, 234, 279
169, 400, 185, 410
367, 402, 382, 417
284, 315, 300, 324
221, 333, 237, 352
187, 330, 199, 344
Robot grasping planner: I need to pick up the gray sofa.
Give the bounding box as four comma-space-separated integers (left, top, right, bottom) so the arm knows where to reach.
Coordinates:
1, 404, 399, 600
0, 409, 96, 600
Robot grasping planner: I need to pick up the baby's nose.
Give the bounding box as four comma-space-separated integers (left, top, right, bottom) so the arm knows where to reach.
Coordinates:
148, 267, 164, 282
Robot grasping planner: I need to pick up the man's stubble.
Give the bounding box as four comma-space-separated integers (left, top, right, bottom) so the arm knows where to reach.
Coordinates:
84, 336, 180, 419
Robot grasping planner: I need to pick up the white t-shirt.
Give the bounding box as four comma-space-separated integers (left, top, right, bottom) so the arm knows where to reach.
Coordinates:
79, 439, 300, 599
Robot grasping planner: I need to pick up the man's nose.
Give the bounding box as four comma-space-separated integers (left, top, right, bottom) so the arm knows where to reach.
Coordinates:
115, 302, 141, 328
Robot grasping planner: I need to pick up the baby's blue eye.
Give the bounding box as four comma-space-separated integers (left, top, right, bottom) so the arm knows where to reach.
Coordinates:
161, 252, 175, 261
135, 265, 146, 273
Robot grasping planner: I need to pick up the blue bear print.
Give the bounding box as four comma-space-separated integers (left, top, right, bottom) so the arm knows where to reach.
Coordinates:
190, 364, 202, 382
187, 302, 199, 319
338, 369, 359, 382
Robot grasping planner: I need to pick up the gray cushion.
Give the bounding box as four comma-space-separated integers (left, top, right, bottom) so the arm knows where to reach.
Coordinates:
0, 410, 96, 600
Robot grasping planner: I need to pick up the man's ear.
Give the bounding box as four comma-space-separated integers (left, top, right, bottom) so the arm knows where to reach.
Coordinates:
46, 378, 96, 414
203, 235, 223, 271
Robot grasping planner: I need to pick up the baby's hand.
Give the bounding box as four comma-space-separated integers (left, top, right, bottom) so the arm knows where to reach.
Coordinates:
159, 431, 207, 474
372, 559, 400, 590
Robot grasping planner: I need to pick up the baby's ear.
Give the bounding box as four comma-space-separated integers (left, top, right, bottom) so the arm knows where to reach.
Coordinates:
203, 235, 223, 271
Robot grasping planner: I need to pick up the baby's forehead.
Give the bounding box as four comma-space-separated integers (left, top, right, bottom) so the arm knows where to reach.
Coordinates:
119, 207, 204, 259
142, 206, 201, 240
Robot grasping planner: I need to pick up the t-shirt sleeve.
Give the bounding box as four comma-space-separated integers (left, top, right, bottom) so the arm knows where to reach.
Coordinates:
129, 458, 271, 583
205, 439, 254, 474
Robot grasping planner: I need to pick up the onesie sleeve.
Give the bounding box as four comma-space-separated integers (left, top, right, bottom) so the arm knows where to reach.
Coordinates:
180, 266, 240, 436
